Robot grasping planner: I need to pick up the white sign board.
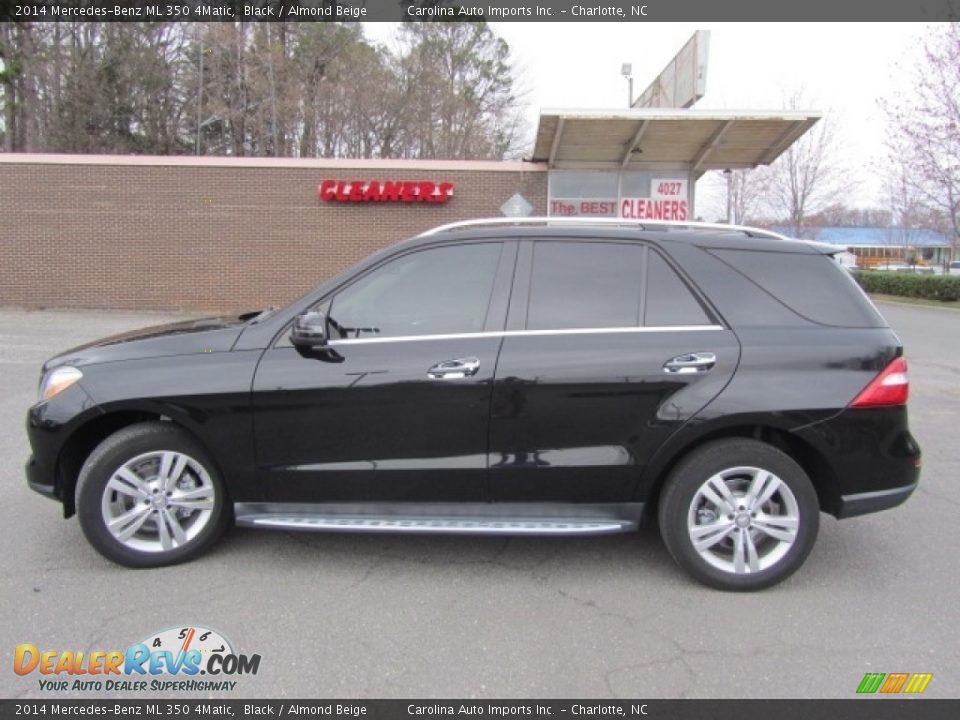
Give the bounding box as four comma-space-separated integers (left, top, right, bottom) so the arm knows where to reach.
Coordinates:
548, 199, 618, 217
650, 178, 688, 201
621, 178, 690, 220
500, 193, 534, 218
633, 30, 710, 109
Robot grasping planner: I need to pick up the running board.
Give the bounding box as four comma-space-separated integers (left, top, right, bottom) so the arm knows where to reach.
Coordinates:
234, 502, 642, 537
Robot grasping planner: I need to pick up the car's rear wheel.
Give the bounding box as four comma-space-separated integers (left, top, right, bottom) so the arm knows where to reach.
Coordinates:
76, 422, 228, 567
658, 438, 819, 591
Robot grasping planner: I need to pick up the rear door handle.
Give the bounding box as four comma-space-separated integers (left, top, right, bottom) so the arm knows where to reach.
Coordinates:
663, 352, 716, 374
427, 357, 480, 379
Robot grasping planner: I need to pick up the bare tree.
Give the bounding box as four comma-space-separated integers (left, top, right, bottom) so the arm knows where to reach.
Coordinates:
396, 22, 526, 160
804, 203, 892, 227
0, 22, 39, 152
761, 92, 852, 237
880, 152, 930, 263
881, 22, 960, 262
0, 21, 16, 152
724, 168, 769, 225
0, 21, 526, 161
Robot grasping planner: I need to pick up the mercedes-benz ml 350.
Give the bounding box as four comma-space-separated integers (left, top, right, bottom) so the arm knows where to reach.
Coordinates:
25, 219, 920, 590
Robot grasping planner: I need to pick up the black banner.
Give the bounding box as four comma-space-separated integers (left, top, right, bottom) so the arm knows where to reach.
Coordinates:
1, 0, 960, 22
0, 701, 959, 720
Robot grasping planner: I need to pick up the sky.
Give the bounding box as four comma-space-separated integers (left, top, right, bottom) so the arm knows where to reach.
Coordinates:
365, 22, 932, 220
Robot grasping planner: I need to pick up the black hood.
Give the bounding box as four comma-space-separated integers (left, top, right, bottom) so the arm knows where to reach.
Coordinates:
43, 315, 254, 371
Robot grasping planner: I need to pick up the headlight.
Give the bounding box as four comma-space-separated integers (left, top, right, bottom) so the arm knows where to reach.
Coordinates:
39, 366, 83, 402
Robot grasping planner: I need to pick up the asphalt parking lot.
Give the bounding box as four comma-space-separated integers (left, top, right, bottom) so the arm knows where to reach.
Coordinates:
1, 301, 958, 700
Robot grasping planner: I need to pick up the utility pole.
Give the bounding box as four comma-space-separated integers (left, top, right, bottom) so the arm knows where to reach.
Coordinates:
724, 169, 732, 223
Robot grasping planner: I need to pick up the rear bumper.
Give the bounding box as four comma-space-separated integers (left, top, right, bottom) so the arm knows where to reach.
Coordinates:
792, 404, 920, 518
837, 482, 917, 519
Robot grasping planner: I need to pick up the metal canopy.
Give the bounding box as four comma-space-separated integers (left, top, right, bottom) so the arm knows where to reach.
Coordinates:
531, 109, 820, 176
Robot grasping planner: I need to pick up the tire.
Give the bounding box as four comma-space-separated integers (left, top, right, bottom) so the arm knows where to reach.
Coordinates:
658, 438, 819, 591
76, 422, 229, 568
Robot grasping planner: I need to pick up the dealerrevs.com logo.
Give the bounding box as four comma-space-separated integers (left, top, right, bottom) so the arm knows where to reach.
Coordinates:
14, 626, 261, 693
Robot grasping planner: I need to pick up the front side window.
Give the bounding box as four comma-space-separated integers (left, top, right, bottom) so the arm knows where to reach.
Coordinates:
327, 243, 502, 339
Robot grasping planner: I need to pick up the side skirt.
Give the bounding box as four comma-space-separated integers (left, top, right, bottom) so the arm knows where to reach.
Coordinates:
233, 502, 644, 536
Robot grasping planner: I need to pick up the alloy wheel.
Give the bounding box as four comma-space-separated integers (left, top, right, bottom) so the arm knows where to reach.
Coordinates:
686, 466, 800, 575
100, 450, 217, 553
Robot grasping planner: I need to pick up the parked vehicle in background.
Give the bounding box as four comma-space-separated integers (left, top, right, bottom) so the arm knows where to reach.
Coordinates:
833, 250, 858, 271
25, 219, 921, 591
872, 263, 937, 274
948, 261, 960, 276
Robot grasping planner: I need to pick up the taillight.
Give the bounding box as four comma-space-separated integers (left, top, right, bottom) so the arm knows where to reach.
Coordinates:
850, 356, 909, 408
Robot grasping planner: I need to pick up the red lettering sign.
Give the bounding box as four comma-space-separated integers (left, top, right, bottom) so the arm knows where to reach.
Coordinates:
620, 198, 689, 221
318, 180, 455, 204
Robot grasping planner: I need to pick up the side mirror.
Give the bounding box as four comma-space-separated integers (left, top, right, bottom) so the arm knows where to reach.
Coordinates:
290, 311, 328, 349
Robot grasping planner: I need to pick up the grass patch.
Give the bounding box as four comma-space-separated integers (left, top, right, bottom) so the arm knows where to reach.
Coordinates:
869, 293, 960, 310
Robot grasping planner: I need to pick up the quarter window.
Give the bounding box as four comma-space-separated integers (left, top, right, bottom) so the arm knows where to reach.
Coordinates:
328, 243, 502, 339
708, 248, 885, 328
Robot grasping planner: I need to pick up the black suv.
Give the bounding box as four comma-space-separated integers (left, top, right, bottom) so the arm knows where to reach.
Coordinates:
25, 219, 920, 590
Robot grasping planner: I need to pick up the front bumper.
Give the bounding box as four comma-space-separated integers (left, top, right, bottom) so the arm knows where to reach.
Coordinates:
25, 384, 101, 514
25, 455, 58, 500
836, 482, 917, 519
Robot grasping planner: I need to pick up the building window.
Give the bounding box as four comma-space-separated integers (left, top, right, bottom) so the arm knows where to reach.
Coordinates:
548, 170, 690, 220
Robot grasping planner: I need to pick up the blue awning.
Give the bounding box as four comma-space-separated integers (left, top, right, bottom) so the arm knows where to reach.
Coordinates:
770, 226, 951, 248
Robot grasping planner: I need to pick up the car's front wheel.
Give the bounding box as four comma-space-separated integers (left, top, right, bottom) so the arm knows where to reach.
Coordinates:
76, 422, 228, 567
658, 439, 819, 591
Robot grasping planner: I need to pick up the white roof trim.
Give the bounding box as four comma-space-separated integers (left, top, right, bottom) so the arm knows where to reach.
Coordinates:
0, 153, 549, 173
540, 108, 822, 122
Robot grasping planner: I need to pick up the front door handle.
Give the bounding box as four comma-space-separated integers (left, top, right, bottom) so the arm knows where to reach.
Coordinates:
427, 357, 481, 379
663, 352, 716, 374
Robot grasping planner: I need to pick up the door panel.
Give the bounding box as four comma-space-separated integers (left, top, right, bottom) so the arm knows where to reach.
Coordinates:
489, 239, 738, 504
253, 336, 502, 503
251, 240, 515, 504
489, 329, 740, 503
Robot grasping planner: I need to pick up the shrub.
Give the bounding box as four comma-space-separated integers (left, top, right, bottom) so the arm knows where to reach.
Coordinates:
853, 270, 960, 302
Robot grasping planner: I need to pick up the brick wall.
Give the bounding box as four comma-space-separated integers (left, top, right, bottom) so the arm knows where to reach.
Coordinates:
0, 156, 548, 312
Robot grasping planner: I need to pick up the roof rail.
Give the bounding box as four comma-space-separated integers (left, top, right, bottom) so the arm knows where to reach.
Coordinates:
418, 216, 789, 241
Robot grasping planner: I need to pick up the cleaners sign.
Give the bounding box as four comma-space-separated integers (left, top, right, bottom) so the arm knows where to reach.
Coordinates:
319, 179, 455, 204
620, 178, 689, 221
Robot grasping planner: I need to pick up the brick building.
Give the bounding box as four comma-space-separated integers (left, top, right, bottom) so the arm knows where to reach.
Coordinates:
0, 155, 547, 312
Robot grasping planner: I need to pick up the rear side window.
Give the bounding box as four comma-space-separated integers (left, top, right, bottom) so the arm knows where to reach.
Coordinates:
644, 251, 712, 326
708, 249, 886, 328
524, 241, 714, 331
527, 242, 643, 330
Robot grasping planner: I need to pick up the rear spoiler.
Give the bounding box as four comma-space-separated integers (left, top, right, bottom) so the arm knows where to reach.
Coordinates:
804, 240, 843, 255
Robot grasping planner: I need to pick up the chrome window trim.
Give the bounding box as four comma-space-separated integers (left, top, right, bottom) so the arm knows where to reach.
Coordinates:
328, 325, 724, 346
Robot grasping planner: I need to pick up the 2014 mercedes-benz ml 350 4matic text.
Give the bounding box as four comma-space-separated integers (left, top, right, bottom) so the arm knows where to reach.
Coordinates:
25, 219, 921, 590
